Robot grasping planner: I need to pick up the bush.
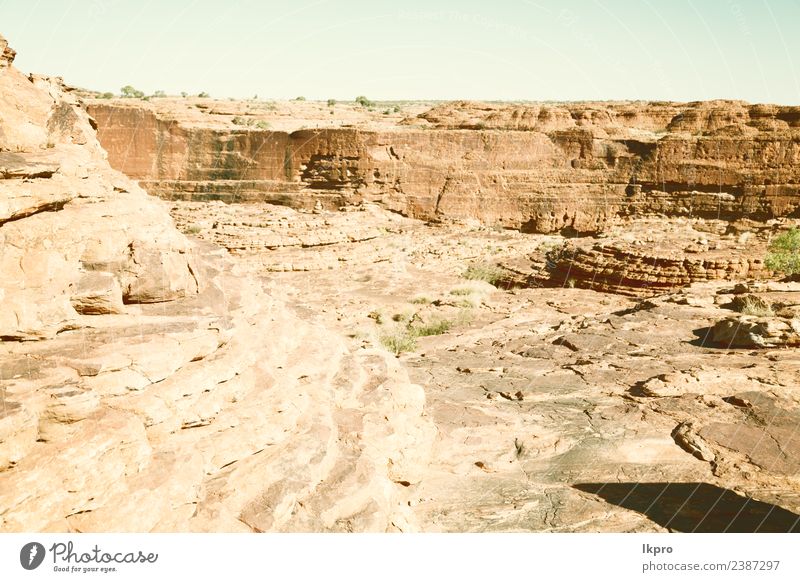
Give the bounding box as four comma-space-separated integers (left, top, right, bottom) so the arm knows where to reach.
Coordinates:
378, 318, 454, 355
99, 92, 114, 99
734, 295, 774, 317
152, 90, 166, 98
413, 319, 453, 337
355, 95, 374, 108
198, 91, 210, 98
462, 264, 507, 286
120, 85, 144, 99
380, 331, 417, 355
255, 120, 270, 129
294, 96, 306, 101
327, 98, 336, 107
765, 228, 800, 276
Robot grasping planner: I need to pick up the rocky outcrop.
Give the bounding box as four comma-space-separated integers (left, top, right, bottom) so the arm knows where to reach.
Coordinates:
0, 36, 200, 341
88, 99, 800, 234
0, 33, 433, 532
711, 315, 800, 348
0, 35, 14, 69
536, 219, 772, 296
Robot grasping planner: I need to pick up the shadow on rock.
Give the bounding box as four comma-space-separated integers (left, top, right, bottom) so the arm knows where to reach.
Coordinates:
574, 482, 800, 532
688, 326, 722, 348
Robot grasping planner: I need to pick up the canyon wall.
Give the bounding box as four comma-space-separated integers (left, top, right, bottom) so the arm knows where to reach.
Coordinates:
88, 99, 800, 234
1, 33, 431, 532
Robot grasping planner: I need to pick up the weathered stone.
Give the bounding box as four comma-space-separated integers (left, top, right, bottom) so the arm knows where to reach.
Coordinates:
71, 271, 125, 314
88, 99, 800, 234
711, 315, 800, 348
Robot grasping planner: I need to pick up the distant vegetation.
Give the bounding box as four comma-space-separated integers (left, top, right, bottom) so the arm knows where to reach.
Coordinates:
99, 92, 114, 99
294, 96, 306, 101
355, 95, 374, 108
120, 85, 145, 99
198, 91, 210, 98
766, 228, 800, 277
152, 90, 166, 98
232, 116, 270, 129
327, 98, 336, 107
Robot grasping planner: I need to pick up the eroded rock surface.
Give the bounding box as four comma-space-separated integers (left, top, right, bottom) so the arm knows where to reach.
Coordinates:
0, 34, 433, 532
0, 38, 198, 340
541, 218, 772, 296
5, 31, 800, 533
88, 98, 800, 235
169, 198, 800, 532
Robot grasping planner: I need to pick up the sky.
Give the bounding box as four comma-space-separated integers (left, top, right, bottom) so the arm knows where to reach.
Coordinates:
1, 0, 799, 104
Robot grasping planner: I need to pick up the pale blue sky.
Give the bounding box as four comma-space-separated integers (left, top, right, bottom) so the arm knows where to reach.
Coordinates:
1, 0, 799, 103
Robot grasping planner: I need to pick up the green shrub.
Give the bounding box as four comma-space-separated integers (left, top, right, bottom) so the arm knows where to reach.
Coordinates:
765, 228, 800, 276
294, 96, 306, 101
327, 98, 336, 107
120, 85, 144, 99
198, 91, 210, 98
255, 120, 270, 129
409, 296, 430, 304
462, 264, 507, 286
380, 331, 417, 355
379, 317, 454, 355
99, 92, 114, 99
413, 319, 452, 337
355, 95, 374, 108
152, 90, 166, 98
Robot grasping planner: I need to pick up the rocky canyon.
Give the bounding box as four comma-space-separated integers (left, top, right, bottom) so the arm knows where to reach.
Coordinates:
3, 31, 800, 533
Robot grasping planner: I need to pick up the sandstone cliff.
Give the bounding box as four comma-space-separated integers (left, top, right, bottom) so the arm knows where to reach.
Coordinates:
0, 38, 198, 340
0, 34, 432, 532
88, 98, 800, 235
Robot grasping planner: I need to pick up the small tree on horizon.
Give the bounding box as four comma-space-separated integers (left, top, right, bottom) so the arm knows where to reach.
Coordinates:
120, 85, 144, 99
355, 95, 374, 108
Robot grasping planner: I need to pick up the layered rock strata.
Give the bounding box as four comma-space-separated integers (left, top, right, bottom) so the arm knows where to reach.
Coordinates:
0, 40, 198, 341
0, 33, 432, 532
88, 98, 800, 234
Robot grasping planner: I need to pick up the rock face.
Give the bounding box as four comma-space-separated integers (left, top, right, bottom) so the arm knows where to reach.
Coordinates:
0, 37, 199, 340
87, 98, 800, 234
0, 33, 433, 532
163, 197, 800, 532
540, 219, 772, 296
711, 315, 800, 348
